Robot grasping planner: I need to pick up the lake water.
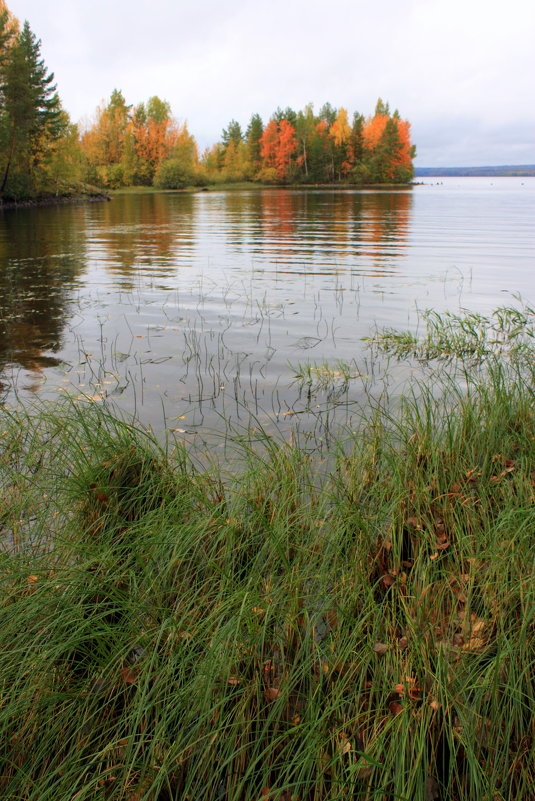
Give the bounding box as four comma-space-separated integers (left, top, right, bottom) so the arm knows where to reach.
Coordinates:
1, 177, 534, 445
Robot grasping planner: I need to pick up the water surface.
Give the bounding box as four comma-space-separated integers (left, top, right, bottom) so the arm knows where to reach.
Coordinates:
1, 178, 533, 442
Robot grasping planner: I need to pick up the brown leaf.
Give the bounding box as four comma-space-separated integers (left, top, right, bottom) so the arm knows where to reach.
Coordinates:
119, 667, 137, 685
398, 636, 409, 650
389, 701, 403, 715
264, 687, 281, 702
373, 642, 389, 655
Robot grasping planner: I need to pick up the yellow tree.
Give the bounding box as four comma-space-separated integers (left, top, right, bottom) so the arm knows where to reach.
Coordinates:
80, 90, 130, 186
329, 107, 353, 179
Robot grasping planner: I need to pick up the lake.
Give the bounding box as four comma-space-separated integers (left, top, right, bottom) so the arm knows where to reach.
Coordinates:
1, 177, 534, 445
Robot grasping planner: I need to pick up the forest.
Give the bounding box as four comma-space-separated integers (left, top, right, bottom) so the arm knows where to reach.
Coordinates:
0, 0, 415, 202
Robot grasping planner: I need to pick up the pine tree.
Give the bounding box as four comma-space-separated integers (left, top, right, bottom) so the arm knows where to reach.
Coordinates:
0, 20, 64, 197
246, 113, 263, 174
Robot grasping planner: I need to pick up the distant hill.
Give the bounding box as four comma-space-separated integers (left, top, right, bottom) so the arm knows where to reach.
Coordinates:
414, 165, 535, 177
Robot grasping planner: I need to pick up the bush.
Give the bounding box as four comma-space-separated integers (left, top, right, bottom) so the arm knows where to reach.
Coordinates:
153, 158, 207, 189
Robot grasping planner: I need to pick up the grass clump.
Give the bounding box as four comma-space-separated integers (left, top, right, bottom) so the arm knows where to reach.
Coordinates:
364, 305, 535, 361
0, 358, 534, 800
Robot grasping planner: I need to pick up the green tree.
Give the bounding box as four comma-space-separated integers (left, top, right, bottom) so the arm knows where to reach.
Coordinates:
319, 102, 337, 126
272, 106, 297, 126
221, 119, 242, 152
146, 95, 171, 124
0, 20, 64, 198
246, 113, 263, 174
351, 112, 365, 163
374, 97, 390, 117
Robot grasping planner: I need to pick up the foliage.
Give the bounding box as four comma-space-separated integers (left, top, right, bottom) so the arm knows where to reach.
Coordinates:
1, 0, 416, 197
0, 10, 77, 201
153, 156, 207, 189
202, 100, 415, 186
0, 338, 533, 799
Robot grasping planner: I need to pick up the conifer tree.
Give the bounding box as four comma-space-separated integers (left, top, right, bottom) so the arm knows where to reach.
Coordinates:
246, 113, 263, 174
0, 20, 64, 197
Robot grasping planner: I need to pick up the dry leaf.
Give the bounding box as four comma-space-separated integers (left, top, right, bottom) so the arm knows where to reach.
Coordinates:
373, 642, 389, 655
119, 668, 137, 685
264, 687, 280, 702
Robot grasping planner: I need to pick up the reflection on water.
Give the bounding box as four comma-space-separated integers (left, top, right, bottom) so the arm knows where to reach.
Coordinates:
0, 179, 533, 439
89, 192, 196, 281
80, 188, 413, 288
0, 205, 87, 389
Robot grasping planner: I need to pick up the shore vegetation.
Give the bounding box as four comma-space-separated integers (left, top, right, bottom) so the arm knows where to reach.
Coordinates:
1, 309, 533, 800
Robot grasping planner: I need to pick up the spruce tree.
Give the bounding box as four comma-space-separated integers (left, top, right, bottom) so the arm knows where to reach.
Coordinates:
246, 113, 263, 172
0, 20, 64, 198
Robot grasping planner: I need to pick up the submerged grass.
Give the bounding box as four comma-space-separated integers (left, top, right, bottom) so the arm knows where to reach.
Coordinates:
363, 305, 535, 362
1, 316, 534, 800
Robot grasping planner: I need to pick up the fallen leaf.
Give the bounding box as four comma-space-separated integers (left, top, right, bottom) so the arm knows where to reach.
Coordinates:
264, 687, 280, 702
119, 668, 137, 685
373, 642, 389, 655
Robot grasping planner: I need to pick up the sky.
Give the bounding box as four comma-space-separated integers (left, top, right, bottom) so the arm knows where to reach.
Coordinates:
6, 0, 535, 166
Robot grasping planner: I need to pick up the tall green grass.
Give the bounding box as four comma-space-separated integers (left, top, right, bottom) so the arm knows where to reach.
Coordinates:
1, 323, 534, 799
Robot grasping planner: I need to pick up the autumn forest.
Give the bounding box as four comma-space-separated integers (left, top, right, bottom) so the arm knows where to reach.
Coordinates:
0, 1, 416, 202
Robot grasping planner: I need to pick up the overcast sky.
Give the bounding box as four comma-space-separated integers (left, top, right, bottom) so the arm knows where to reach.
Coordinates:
7, 0, 535, 166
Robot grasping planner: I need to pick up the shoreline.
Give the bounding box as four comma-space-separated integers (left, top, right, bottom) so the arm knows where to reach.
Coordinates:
0, 191, 111, 212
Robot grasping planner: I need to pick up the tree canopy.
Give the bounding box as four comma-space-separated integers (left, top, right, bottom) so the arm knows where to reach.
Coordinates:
0, 9, 72, 200
0, 0, 416, 201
